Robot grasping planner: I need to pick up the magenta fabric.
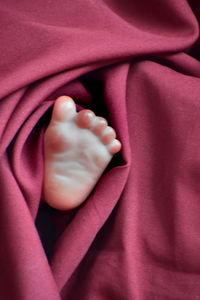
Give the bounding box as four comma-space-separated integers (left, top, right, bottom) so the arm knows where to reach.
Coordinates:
1, 0, 200, 299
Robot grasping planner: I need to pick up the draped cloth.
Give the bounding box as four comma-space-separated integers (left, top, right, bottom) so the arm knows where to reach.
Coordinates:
1, 0, 200, 299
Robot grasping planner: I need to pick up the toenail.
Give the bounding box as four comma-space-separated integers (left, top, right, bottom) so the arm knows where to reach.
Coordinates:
97, 117, 108, 125
84, 110, 95, 118
102, 126, 116, 137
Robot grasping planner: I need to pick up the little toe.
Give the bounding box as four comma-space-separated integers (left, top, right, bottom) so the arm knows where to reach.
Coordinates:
75, 109, 95, 129
108, 139, 122, 155
101, 126, 116, 145
91, 117, 108, 135
51, 96, 76, 123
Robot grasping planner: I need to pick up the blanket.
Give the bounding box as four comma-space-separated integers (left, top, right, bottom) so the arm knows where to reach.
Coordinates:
0, 0, 200, 299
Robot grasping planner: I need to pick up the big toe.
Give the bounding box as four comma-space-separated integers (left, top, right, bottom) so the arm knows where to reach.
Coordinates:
51, 96, 76, 123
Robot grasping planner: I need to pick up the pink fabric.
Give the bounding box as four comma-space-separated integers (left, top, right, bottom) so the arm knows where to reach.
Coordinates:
1, 0, 200, 299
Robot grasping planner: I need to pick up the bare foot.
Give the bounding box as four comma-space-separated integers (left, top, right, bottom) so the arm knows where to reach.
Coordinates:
42, 96, 121, 210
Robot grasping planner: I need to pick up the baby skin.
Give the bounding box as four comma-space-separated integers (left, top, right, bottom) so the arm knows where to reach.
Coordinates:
42, 96, 121, 210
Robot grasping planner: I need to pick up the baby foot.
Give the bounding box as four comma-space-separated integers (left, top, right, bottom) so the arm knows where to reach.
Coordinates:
42, 96, 121, 210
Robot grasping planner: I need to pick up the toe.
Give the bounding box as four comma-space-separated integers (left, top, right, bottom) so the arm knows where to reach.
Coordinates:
91, 117, 108, 135
101, 126, 116, 145
108, 139, 122, 155
51, 96, 76, 123
75, 109, 95, 128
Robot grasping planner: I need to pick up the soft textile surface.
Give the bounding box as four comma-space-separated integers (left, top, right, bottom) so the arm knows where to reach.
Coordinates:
0, 0, 200, 299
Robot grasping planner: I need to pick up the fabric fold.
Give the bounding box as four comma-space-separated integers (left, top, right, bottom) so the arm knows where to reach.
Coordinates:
1, 0, 200, 299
